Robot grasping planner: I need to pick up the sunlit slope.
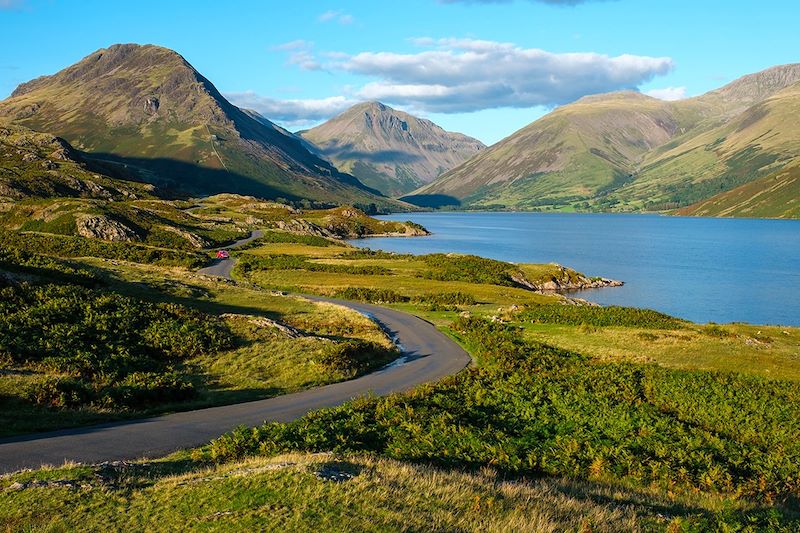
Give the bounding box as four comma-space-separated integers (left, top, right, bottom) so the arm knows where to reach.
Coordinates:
413, 92, 696, 208
618, 79, 800, 211
414, 64, 800, 216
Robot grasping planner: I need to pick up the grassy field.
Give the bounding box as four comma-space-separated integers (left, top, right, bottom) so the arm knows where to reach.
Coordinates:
3, 451, 788, 532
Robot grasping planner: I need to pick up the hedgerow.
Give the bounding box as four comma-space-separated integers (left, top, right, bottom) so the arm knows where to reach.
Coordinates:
521, 304, 685, 329
333, 287, 410, 304
236, 254, 391, 276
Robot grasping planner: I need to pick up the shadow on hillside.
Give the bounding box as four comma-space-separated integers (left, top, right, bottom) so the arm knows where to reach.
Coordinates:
321, 143, 423, 165
400, 194, 461, 208
84, 152, 303, 201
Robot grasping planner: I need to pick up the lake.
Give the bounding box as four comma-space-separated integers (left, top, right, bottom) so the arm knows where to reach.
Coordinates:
350, 212, 800, 326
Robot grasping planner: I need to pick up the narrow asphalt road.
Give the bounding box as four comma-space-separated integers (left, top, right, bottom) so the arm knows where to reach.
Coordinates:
0, 232, 470, 474
196, 229, 264, 278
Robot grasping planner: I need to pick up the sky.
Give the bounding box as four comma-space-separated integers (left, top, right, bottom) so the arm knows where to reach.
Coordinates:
1, 0, 798, 145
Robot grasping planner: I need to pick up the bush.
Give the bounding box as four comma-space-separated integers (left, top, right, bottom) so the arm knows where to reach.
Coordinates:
333, 287, 410, 304
0, 229, 207, 268
521, 304, 685, 329
414, 292, 476, 306
318, 340, 398, 378
28, 377, 94, 408
236, 254, 391, 276
101, 371, 196, 409
2, 282, 233, 409
419, 254, 521, 286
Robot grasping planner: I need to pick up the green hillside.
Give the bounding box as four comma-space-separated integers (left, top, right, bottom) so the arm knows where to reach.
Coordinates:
0, 44, 395, 208
412, 64, 800, 217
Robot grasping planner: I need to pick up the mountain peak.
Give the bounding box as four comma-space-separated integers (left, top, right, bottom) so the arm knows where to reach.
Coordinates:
0, 43, 389, 206
300, 102, 485, 196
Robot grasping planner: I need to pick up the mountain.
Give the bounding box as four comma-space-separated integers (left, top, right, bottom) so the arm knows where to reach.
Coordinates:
410, 91, 690, 208
299, 102, 485, 197
412, 64, 800, 217
0, 44, 392, 207
617, 72, 800, 212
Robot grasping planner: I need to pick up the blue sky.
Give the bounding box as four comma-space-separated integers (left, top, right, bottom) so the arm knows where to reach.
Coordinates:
1, 0, 798, 144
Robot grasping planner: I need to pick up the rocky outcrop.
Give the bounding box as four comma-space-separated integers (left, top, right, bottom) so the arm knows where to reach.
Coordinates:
221, 313, 304, 338
512, 265, 623, 293
275, 219, 338, 239
160, 225, 210, 249
75, 215, 140, 242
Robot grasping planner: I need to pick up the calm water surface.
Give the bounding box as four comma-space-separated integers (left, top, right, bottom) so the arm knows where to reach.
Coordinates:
351, 212, 800, 326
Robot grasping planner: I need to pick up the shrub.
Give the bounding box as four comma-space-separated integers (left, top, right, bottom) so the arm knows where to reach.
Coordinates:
0, 229, 207, 268
418, 254, 519, 286
521, 304, 685, 329
414, 292, 476, 306
333, 287, 410, 304
318, 340, 398, 377
101, 371, 196, 409
1, 282, 233, 409
28, 377, 94, 408
237, 254, 391, 276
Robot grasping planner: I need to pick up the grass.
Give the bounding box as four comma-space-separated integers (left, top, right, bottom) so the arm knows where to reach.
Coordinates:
522, 321, 800, 382
3, 452, 795, 532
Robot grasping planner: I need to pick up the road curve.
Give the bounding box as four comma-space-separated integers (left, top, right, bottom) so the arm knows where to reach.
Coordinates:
196, 229, 264, 278
0, 233, 470, 474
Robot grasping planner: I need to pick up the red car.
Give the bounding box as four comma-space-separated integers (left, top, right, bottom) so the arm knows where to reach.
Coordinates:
216, 250, 230, 259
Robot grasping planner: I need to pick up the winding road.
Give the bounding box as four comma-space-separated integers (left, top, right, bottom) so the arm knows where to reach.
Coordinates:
0, 232, 470, 474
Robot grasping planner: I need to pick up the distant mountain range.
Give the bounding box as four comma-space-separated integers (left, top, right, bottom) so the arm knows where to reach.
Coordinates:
410, 64, 800, 218
299, 102, 485, 197
1, 43, 798, 218
0, 44, 394, 209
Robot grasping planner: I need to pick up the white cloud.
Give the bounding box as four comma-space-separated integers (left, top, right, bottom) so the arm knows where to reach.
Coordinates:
330, 38, 673, 112
255, 36, 673, 127
225, 92, 357, 129
645, 86, 687, 101
0, 0, 24, 9
318, 10, 354, 24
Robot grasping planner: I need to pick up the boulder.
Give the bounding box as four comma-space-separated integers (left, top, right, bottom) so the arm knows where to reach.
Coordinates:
75, 215, 140, 242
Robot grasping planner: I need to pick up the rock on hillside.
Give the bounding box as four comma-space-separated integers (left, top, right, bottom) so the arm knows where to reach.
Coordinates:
300, 102, 485, 197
